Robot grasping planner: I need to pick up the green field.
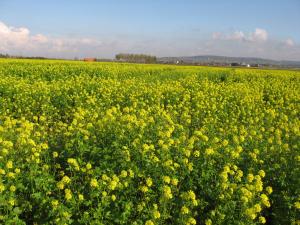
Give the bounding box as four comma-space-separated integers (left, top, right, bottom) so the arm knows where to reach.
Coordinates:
0, 59, 299, 224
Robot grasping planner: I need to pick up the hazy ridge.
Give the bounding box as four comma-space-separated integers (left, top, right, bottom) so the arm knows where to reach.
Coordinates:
159, 55, 300, 67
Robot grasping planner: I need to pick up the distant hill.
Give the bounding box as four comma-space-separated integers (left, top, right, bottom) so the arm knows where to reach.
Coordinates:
158, 55, 300, 67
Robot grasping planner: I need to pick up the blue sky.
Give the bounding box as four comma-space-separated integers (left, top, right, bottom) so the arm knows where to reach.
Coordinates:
1, 0, 300, 60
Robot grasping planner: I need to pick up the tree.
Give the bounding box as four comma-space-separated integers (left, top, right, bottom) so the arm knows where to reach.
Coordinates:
115, 53, 157, 63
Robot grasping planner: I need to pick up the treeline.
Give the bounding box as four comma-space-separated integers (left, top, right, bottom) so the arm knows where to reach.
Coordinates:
0, 53, 47, 59
115, 53, 157, 63
0, 53, 10, 58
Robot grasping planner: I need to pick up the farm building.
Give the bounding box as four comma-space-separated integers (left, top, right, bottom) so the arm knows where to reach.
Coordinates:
83, 58, 96, 62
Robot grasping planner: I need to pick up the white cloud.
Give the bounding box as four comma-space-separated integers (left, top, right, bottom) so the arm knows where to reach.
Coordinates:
202, 31, 300, 60
0, 21, 102, 57
0, 22, 30, 50
284, 38, 294, 47
249, 28, 268, 41
229, 31, 246, 41
203, 28, 300, 60
31, 34, 48, 43
212, 28, 268, 42
212, 32, 222, 40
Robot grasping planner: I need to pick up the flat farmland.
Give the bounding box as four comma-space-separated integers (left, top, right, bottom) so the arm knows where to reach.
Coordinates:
0, 59, 299, 224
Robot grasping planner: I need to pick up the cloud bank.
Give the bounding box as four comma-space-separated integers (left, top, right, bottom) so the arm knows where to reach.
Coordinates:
212, 28, 268, 42
0, 21, 299, 60
0, 21, 104, 58
207, 28, 299, 60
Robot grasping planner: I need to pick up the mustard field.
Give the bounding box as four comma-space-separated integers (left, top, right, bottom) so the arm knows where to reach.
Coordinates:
0, 59, 299, 224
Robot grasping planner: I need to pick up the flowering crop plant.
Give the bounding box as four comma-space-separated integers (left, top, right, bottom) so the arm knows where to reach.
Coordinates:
0, 59, 299, 224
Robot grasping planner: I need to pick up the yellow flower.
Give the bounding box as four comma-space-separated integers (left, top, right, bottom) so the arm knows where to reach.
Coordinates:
187, 190, 196, 200
163, 176, 171, 184
233, 136, 240, 144
41, 143, 48, 149
67, 158, 75, 164
254, 204, 262, 213
187, 217, 197, 225
141, 186, 149, 193
78, 194, 84, 201
259, 216, 266, 224
236, 146, 243, 152
222, 139, 229, 146
102, 174, 109, 181
202, 135, 209, 142
86, 163, 92, 170
193, 150, 200, 157
163, 185, 173, 199
67, 158, 79, 170
90, 178, 98, 188
146, 178, 153, 187
53, 152, 59, 158
205, 148, 214, 156
9, 185, 16, 192
7, 172, 15, 178
181, 206, 189, 214
0, 184, 5, 193
220, 172, 228, 182
51, 200, 59, 208
3, 140, 13, 148
258, 170, 265, 178
266, 186, 273, 194
240, 136, 245, 142
111, 195, 116, 201
247, 174, 254, 183
145, 220, 154, 225
8, 198, 15, 206
153, 210, 160, 219
245, 208, 256, 219
255, 180, 263, 192
236, 170, 243, 178
205, 219, 212, 225
192, 199, 198, 206
260, 194, 270, 207
6, 160, 13, 169
62, 176, 71, 184
2, 148, 8, 155
65, 189, 72, 201
0, 169, 5, 175
109, 180, 118, 190
241, 196, 248, 203
162, 144, 168, 151
249, 213, 256, 220
171, 178, 178, 186
294, 202, 300, 209
57, 182, 64, 190
120, 170, 128, 177
223, 165, 230, 173
62, 211, 71, 218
